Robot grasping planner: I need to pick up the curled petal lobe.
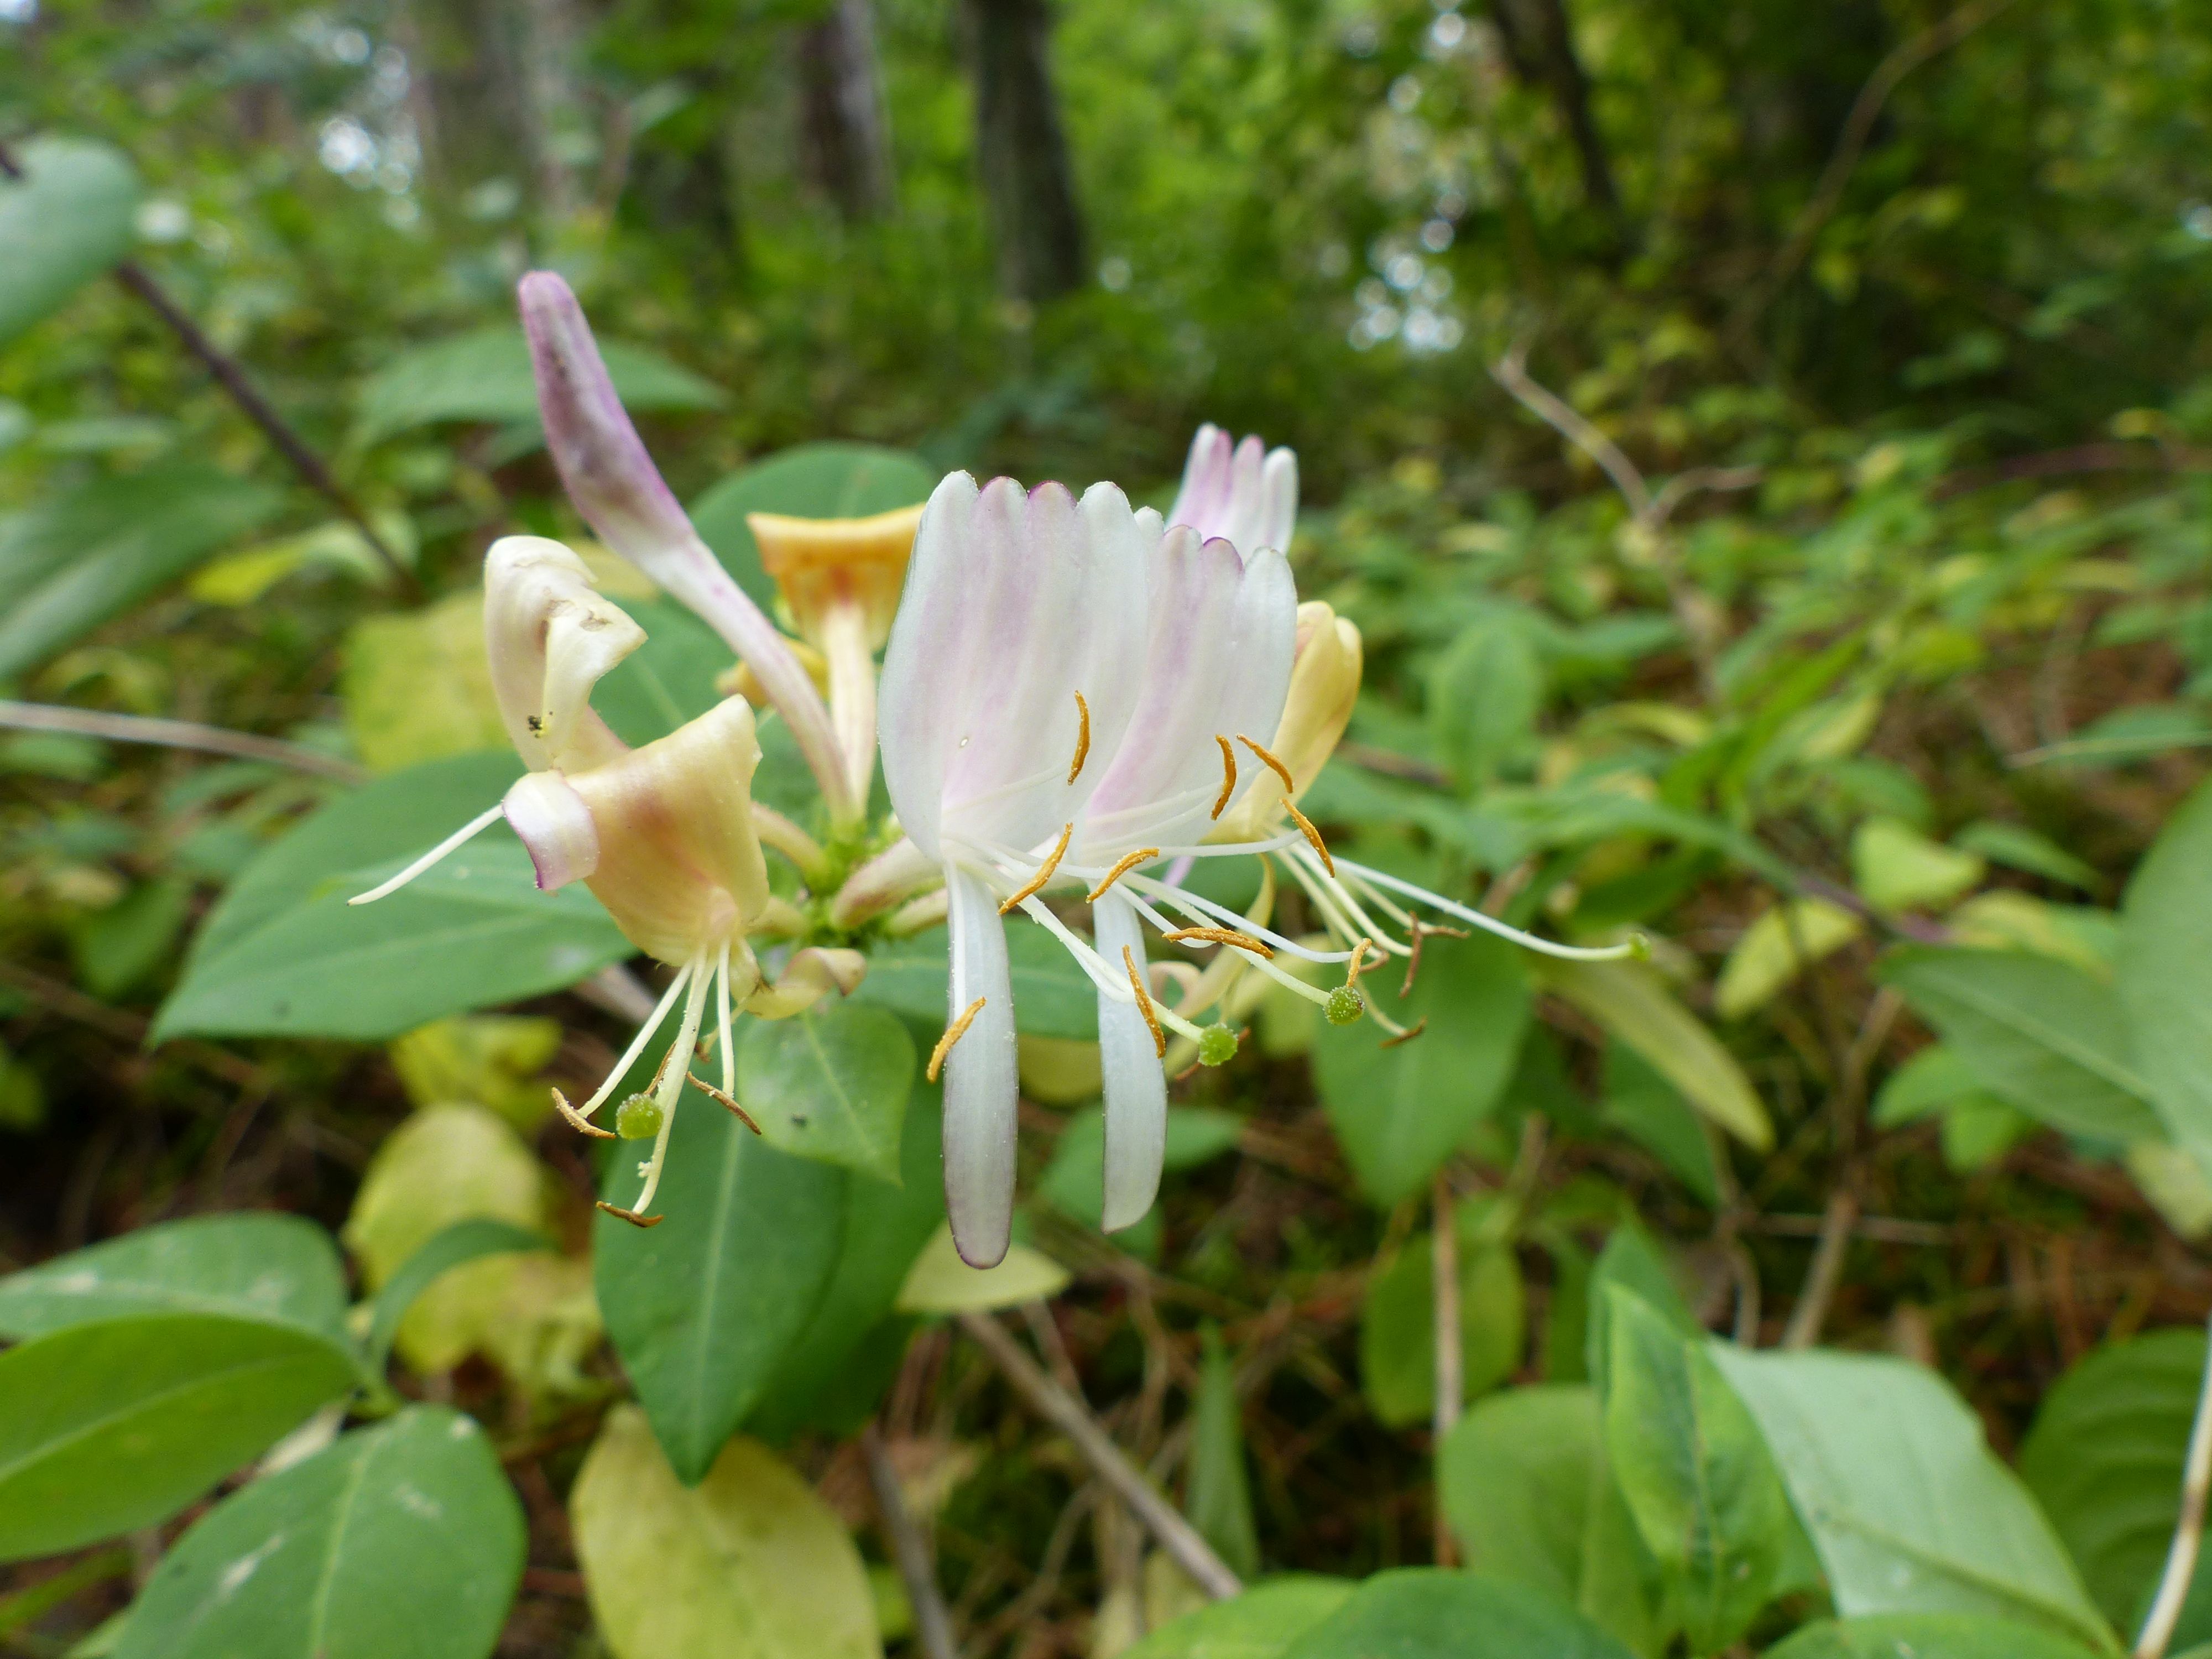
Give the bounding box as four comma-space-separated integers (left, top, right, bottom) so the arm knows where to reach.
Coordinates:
503, 770, 600, 890
744, 946, 869, 1019
748, 505, 925, 652
483, 536, 643, 774
941, 866, 1019, 1267
1093, 893, 1167, 1232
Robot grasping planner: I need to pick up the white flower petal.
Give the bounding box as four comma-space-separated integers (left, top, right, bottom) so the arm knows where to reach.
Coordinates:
1168, 423, 1232, 539
502, 770, 599, 889
942, 864, 1019, 1267
1093, 893, 1166, 1233
482, 535, 641, 774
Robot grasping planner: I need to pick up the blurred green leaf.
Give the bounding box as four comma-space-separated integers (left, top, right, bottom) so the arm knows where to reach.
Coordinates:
69, 875, 191, 999
111, 1407, 524, 1659
1763, 1616, 2106, 1659
2120, 779, 2212, 1178
895, 1224, 1069, 1314
852, 921, 1100, 1040
0, 138, 139, 345
353, 326, 723, 447
1852, 819, 1984, 913
1124, 1579, 1353, 1659
363, 1218, 550, 1375
1540, 959, 1772, 1150
691, 442, 936, 605
1188, 1325, 1261, 1580
1714, 898, 1864, 1019
1358, 1233, 1525, 1428
737, 999, 915, 1182
1281, 1569, 1637, 1659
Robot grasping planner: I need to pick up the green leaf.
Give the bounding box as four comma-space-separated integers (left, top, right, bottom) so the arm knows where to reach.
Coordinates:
69, 877, 192, 999
1763, 1614, 2106, 1659
895, 1224, 1070, 1314
1188, 1325, 1261, 1580
111, 1407, 524, 1659
1954, 821, 2103, 894
1430, 614, 1544, 786
0, 463, 283, 681
1312, 932, 1531, 1205
2019, 1327, 2211, 1639
1538, 959, 1772, 1150
0, 1314, 358, 1561
0, 138, 139, 345
1584, 1220, 1698, 1397
1600, 1045, 1721, 1205
691, 442, 936, 605
2120, 779, 2212, 1173
0, 1214, 349, 1349
1708, 1344, 2115, 1651
1281, 1569, 1638, 1659
745, 1093, 946, 1441
592, 596, 733, 747
570, 1405, 881, 1659
1851, 819, 1985, 914
851, 921, 1100, 1039
1124, 1578, 1354, 1659
353, 326, 723, 447
340, 592, 508, 774
737, 998, 915, 1182
156, 754, 632, 1042
1878, 947, 2163, 1143
1600, 1287, 1784, 1652
594, 1091, 846, 1482
1714, 899, 1865, 1020
1359, 1234, 1525, 1428
364, 1218, 550, 1374
1037, 1104, 1243, 1248
1437, 1385, 1661, 1655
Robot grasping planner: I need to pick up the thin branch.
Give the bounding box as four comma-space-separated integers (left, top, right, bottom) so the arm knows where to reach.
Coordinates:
957, 1310, 1244, 1601
1431, 1171, 1462, 1567
1781, 1186, 1860, 1350
862, 1423, 958, 1659
0, 700, 364, 782
1491, 342, 1652, 520
0, 138, 419, 599
2137, 1312, 2212, 1658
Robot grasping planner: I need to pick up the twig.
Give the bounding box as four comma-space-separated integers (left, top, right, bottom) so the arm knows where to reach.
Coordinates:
2136, 1308, 2212, 1659
1431, 1171, 1462, 1567
957, 1311, 1244, 1600
1781, 1186, 1860, 1350
0, 138, 418, 599
1492, 342, 1652, 520
0, 960, 264, 1089
0, 699, 364, 782
862, 1423, 958, 1659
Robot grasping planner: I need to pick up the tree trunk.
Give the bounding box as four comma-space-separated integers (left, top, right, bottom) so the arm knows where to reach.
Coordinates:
962, 0, 1086, 303
798, 0, 896, 221
1488, 0, 1622, 233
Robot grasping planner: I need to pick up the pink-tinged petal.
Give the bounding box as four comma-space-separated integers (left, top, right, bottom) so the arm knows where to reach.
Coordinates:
1168, 423, 1232, 540
503, 770, 600, 890
1259, 447, 1298, 554
518, 272, 859, 826
1093, 893, 1166, 1233
878, 473, 1150, 860
1079, 530, 1296, 854
482, 536, 641, 774
943, 865, 1019, 1267
1166, 425, 1300, 557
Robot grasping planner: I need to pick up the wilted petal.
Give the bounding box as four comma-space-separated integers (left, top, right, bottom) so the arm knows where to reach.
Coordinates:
942, 865, 1018, 1267
503, 770, 600, 890
1093, 892, 1166, 1233
483, 536, 642, 773
745, 946, 869, 1019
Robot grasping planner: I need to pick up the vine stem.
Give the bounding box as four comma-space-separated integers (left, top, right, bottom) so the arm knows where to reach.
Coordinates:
0, 139, 419, 599
2136, 1310, 2212, 1659
861, 1423, 958, 1659
957, 1310, 1244, 1600
1431, 1171, 1462, 1566
0, 698, 364, 781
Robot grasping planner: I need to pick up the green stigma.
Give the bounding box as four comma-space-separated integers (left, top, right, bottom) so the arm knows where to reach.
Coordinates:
1324, 984, 1365, 1026
615, 1094, 665, 1140
1197, 1024, 1240, 1067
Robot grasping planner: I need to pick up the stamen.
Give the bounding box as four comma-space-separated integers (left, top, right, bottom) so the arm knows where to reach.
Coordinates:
688, 1073, 761, 1134
928, 997, 988, 1082
716, 943, 736, 1096
347, 804, 505, 905
1000, 822, 1073, 915
1345, 937, 1375, 984
1237, 733, 1296, 792
1121, 947, 1167, 1058
594, 1201, 664, 1229
1161, 926, 1275, 960
1401, 918, 1469, 998
1380, 1018, 1429, 1050
1067, 691, 1091, 783
550, 1088, 615, 1139
574, 962, 695, 1120
1333, 855, 1645, 962
627, 962, 711, 1222
1284, 801, 1334, 876
1086, 847, 1159, 903
1211, 735, 1237, 819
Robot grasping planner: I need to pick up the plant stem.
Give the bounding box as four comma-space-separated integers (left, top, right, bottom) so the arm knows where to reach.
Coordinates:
1431, 1170, 1462, 1567
0, 698, 364, 781
1781, 1186, 1859, 1350
2137, 1310, 2212, 1659
958, 1310, 1244, 1600
862, 1423, 958, 1659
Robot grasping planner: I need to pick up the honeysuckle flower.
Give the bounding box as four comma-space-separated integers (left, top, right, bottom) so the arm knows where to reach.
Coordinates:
353, 535, 862, 1226
1168, 423, 1297, 557
518, 272, 864, 829
748, 504, 925, 811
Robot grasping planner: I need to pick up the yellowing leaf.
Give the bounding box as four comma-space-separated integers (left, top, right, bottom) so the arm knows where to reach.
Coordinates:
572, 1406, 881, 1659
341, 1104, 546, 1373
1714, 899, 1865, 1020
1541, 958, 1772, 1150
341, 591, 507, 773
1017, 1035, 1103, 1105
2125, 1142, 2212, 1240
1851, 818, 1984, 913
388, 1014, 564, 1131
895, 1223, 1070, 1314
188, 519, 396, 605
1949, 891, 2118, 980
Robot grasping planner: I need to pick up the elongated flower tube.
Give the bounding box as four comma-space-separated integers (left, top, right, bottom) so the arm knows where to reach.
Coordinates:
1168, 423, 1297, 557
355, 535, 863, 1225
749, 504, 925, 812
518, 272, 862, 827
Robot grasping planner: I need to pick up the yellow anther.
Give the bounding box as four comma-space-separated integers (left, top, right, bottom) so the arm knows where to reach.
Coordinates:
1345, 937, 1375, 984
1211, 735, 1237, 819
1161, 926, 1275, 960
1238, 733, 1296, 793
927, 996, 988, 1082
1086, 847, 1159, 903
594, 1200, 664, 1229
1286, 801, 1334, 874
1000, 823, 1073, 915
1239, 732, 1337, 874
1067, 691, 1092, 783
551, 1087, 616, 1139
1122, 947, 1167, 1058
1379, 1018, 1429, 1050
